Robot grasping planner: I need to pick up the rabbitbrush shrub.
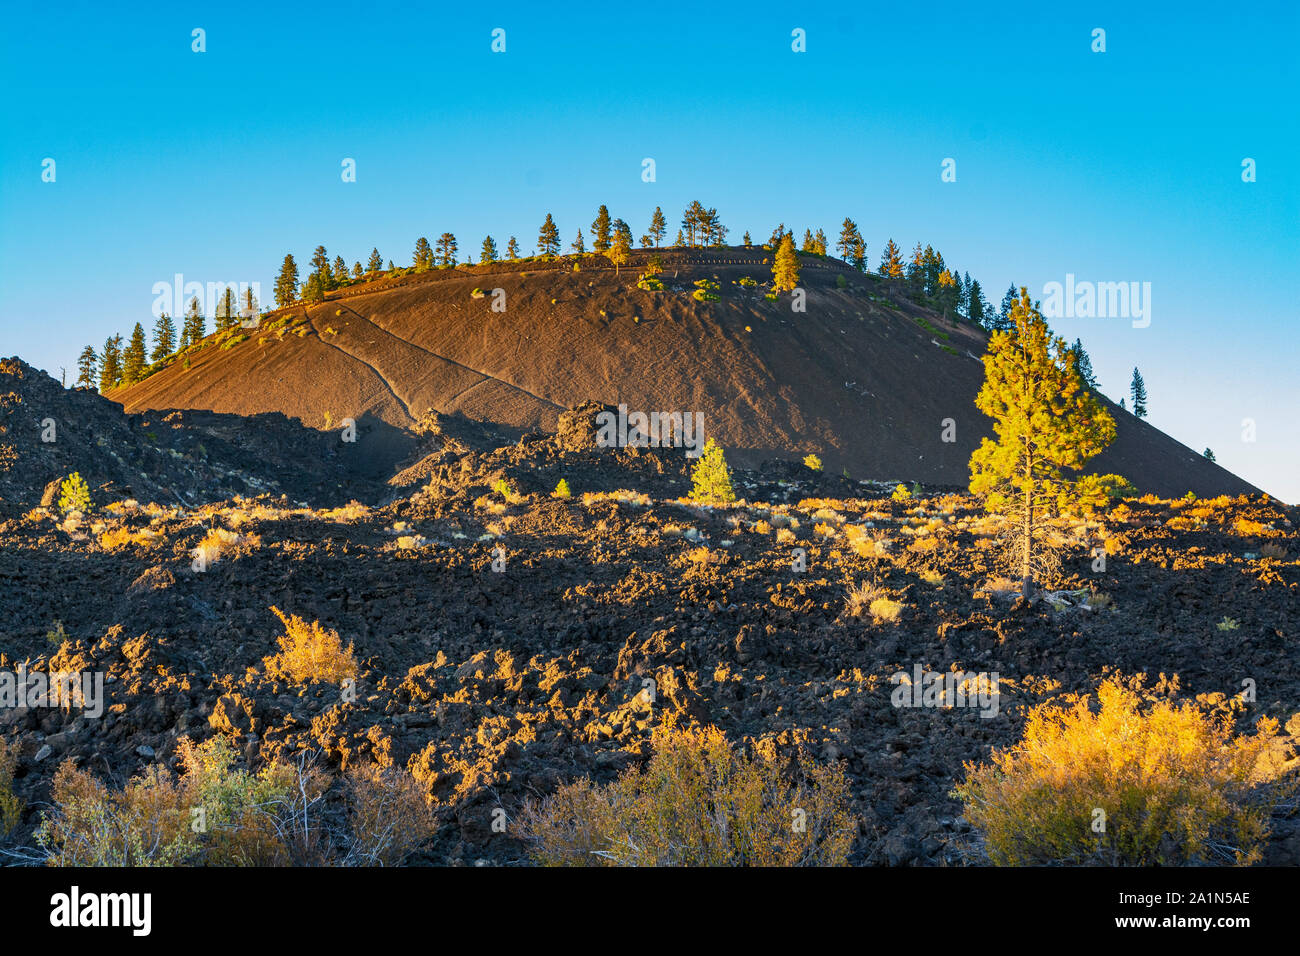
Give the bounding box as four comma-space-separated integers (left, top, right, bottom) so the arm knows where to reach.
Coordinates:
37, 737, 322, 866
265, 606, 358, 684
953, 675, 1297, 865
519, 720, 856, 866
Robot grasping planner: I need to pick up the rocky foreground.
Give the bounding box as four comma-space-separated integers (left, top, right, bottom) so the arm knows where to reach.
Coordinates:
1, 383, 1298, 864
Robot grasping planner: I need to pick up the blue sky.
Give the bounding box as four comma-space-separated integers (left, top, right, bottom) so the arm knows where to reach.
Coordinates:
2, 1, 1296, 499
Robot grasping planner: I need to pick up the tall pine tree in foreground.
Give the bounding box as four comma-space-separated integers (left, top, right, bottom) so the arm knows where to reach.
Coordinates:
366, 248, 383, 272
1130, 368, 1148, 418
969, 288, 1116, 600
76, 345, 98, 388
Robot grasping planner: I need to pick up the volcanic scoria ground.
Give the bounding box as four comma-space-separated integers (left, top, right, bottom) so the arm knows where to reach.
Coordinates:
1, 358, 1298, 865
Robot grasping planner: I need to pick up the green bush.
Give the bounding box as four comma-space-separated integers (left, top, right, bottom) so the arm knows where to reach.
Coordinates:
519, 721, 856, 866
57, 472, 92, 514
690, 439, 735, 504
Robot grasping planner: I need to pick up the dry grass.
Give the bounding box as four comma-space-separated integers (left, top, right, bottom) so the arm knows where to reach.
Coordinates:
844, 581, 903, 623
344, 763, 435, 866
264, 607, 358, 685
193, 527, 257, 567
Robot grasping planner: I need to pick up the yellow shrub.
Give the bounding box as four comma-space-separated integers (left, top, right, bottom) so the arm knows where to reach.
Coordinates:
954, 676, 1295, 865
265, 606, 358, 684
519, 721, 856, 866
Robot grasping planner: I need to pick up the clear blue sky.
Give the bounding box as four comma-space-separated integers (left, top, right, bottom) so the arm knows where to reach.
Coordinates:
2, 1, 1296, 499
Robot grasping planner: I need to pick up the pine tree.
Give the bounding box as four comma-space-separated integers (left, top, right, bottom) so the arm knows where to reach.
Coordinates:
274, 254, 299, 308
969, 288, 1116, 599
311, 246, 332, 288
968, 279, 987, 327
1070, 339, 1098, 388
151, 313, 176, 361
332, 255, 349, 285
690, 438, 735, 503
241, 287, 259, 322
302, 272, 325, 303
366, 248, 383, 272
647, 206, 667, 247
506, 237, 520, 259
936, 269, 959, 318
836, 218, 860, 261
607, 225, 631, 275
413, 237, 434, 271
215, 287, 238, 331
100, 335, 122, 392
772, 233, 801, 293
680, 201, 704, 247
437, 232, 458, 266
180, 297, 206, 349
537, 214, 560, 256
481, 236, 498, 263
591, 205, 612, 253
851, 236, 867, 271
879, 239, 904, 279
122, 323, 147, 384
1130, 368, 1148, 418
352, 262, 363, 279
801, 229, 815, 253
906, 243, 924, 290
388, 260, 395, 270
742, 231, 752, 248
999, 284, 1017, 319
76, 345, 98, 388
673, 229, 685, 247
768, 223, 786, 249
571, 230, 586, 254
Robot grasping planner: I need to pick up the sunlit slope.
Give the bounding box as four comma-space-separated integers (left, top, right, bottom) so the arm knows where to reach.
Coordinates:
113, 249, 1260, 497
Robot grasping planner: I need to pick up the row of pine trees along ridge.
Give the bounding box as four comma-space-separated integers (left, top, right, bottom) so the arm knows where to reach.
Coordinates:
74, 202, 1147, 412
